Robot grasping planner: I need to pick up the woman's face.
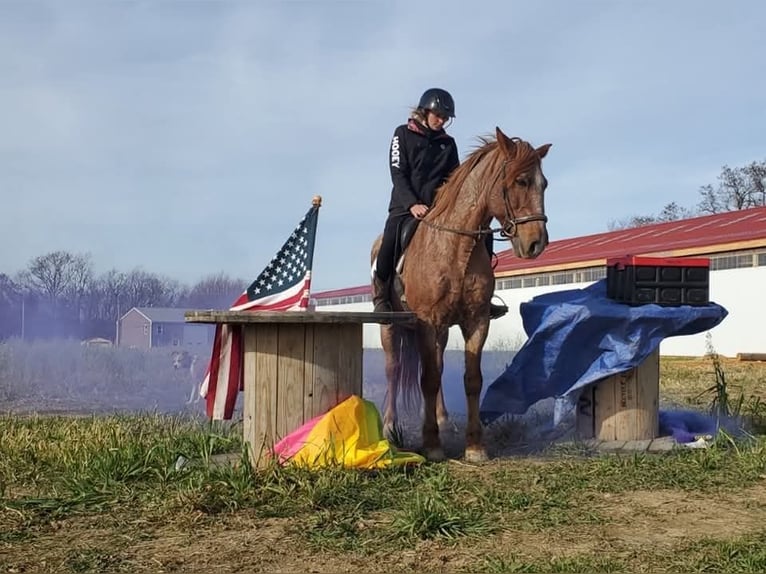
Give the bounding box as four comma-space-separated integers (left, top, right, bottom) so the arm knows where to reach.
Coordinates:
426, 110, 448, 130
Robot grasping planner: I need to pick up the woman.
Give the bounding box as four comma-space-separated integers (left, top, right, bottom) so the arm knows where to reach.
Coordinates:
373, 87, 506, 319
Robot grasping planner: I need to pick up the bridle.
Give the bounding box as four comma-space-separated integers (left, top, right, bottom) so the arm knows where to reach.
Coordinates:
420, 157, 547, 241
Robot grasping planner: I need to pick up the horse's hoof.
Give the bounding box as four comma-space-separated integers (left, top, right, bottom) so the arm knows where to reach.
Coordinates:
423, 447, 447, 462
464, 447, 489, 463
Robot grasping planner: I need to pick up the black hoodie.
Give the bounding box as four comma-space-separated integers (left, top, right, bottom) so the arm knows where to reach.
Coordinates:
387, 118, 460, 215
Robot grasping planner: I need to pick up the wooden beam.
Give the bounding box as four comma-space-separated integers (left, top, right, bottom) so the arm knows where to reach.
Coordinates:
185, 310, 417, 325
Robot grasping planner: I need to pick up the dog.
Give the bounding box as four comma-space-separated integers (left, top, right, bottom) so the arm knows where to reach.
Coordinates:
171, 350, 203, 404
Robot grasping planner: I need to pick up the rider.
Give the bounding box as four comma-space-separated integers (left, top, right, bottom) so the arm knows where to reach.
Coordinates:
372, 87, 508, 320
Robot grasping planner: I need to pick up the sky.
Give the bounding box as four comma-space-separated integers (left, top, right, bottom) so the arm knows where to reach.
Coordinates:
1, 1, 764, 293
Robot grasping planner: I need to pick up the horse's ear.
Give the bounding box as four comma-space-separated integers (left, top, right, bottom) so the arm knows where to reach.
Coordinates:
495, 127, 514, 156
536, 143, 552, 159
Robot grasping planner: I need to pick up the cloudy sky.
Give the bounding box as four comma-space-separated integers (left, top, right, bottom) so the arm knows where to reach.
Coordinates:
1, 1, 764, 292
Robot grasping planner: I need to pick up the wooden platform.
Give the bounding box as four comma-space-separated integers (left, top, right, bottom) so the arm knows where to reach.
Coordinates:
576, 348, 660, 441
186, 309, 416, 468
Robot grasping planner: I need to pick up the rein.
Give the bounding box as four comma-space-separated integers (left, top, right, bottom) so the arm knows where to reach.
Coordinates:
420, 158, 547, 241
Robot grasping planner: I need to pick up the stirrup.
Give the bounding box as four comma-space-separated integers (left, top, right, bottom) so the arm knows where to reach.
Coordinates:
489, 294, 508, 320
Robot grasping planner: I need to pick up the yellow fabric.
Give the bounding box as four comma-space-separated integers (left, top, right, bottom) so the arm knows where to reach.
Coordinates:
286, 395, 424, 469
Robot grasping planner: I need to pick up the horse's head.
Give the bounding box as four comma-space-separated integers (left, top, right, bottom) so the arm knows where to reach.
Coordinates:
488, 127, 551, 259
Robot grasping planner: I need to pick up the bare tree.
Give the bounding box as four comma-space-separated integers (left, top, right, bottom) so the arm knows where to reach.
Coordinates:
698, 160, 766, 214
0, 273, 21, 339
180, 272, 247, 309
16, 251, 95, 329
611, 159, 766, 229
120, 268, 182, 309
607, 202, 696, 231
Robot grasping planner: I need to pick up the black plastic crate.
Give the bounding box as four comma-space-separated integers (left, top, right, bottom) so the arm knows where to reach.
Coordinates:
606, 255, 710, 306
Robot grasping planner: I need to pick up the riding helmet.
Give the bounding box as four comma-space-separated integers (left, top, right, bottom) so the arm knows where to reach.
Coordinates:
418, 88, 456, 118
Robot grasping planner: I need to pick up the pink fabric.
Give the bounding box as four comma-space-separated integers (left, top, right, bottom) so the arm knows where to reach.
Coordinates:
271, 411, 326, 462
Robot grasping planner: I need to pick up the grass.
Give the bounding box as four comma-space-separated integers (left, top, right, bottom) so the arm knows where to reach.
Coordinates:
1, 345, 766, 572
2, 412, 766, 572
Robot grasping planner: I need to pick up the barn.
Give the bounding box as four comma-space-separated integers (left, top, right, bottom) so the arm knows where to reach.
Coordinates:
312, 206, 766, 357
117, 307, 215, 350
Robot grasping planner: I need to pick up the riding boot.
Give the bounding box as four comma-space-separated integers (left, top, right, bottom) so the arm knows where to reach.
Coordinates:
372, 274, 393, 313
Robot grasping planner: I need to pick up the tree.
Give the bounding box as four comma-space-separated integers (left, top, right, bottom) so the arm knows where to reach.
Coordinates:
610, 158, 766, 230
607, 202, 697, 231
179, 272, 247, 309
0, 273, 21, 339
120, 268, 183, 309
697, 160, 766, 214
15, 251, 95, 337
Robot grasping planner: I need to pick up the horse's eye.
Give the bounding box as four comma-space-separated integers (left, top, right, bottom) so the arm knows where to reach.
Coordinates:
515, 178, 529, 187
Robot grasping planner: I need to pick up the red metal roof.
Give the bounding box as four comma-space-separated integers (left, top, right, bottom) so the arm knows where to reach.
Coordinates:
313, 206, 766, 298
495, 205, 766, 275
312, 284, 371, 299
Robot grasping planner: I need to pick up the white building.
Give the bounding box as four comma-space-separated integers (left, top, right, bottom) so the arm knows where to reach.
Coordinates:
314, 207, 766, 358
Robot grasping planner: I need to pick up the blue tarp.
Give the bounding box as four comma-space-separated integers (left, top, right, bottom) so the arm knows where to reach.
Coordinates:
479, 279, 728, 424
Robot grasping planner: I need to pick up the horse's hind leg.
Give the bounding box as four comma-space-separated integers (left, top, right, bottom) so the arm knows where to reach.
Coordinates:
381, 324, 401, 443
461, 318, 490, 462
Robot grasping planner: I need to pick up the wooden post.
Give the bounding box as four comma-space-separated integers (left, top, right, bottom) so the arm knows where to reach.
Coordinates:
186, 310, 416, 468
576, 348, 660, 441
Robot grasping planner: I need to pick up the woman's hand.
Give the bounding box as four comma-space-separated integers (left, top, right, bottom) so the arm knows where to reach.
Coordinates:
410, 204, 429, 219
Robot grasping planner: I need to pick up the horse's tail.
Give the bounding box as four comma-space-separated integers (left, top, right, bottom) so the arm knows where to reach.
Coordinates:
396, 325, 422, 415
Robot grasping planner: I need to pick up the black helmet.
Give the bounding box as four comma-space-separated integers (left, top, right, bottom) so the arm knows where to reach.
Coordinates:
418, 88, 455, 118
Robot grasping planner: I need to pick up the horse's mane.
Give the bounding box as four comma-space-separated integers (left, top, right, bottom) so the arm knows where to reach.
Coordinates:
428, 135, 540, 220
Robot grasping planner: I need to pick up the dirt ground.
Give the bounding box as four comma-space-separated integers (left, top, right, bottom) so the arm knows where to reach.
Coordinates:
6, 473, 765, 574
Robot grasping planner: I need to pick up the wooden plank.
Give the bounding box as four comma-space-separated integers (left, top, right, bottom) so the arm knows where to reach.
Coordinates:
303, 324, 316, 423
615, 366, 639, 440
275, 324, 306, 441
633, 348, 659, 439
594, 374, 619, 441
336, 324, 363, 404
242, 327, 259, 467
185, 309, 417, 325
312, 323, 340, 418
254, 324, 278, 467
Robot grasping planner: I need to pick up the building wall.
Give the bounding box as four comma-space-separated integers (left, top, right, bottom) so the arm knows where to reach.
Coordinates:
118, 310, 151, 349
318, 266, 765, 358
118, 312, 215, 350
151, 323, 186, 347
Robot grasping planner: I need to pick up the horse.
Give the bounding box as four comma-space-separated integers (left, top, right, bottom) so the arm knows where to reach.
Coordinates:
370, 127, 551, 463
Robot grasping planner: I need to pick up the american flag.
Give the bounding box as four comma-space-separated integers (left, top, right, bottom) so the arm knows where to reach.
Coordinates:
199, 199, 321, 420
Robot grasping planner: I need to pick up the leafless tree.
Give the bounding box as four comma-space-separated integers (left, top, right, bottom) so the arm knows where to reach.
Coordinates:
180, 272, 247, 309
607, 202, 697, 230
698, 160, 766, 214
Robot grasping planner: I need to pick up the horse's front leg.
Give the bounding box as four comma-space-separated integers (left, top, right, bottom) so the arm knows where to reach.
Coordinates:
461, 317, 490, 462
434, 329, 456, 434
380, 325, 400, 443
417, 326, 446, 462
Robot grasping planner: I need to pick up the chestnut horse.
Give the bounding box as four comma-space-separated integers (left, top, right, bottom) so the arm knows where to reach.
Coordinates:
370, 127, 551, 462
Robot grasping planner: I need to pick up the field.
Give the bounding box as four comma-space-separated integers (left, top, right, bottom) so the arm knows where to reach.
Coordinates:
1, 341, 766, 573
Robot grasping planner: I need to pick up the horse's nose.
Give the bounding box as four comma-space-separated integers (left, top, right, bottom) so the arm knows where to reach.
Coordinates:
529, 238, 547, 258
